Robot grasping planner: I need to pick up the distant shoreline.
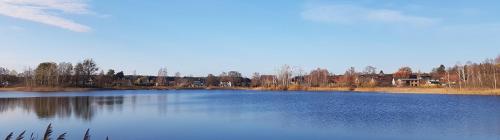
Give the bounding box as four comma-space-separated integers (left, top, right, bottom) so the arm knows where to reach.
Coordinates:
249, 87, 500, 96
1, 86, 499, 96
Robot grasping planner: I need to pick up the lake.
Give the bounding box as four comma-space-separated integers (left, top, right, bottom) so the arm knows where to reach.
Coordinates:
1, 90, 500, 140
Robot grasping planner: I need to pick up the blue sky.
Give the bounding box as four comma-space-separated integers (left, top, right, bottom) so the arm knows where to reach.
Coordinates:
1, 0, 499, 76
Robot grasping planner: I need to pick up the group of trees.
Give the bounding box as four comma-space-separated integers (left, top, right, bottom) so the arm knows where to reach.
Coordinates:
204, 71, 246, 87
1, 55, 499, 90
0, 67, 19, 86
9, 59, 125, 88
262, 55, 500, 89
23, 59, 100, 87
307, 68, 330, 87
437, 58, 499, 89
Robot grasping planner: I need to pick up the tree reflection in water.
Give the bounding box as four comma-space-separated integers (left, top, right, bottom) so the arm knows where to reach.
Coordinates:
0, 96, 124, 121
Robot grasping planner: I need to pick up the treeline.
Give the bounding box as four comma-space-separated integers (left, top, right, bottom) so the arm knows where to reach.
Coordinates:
0, 55, 499, 90
0, 59, 125, 88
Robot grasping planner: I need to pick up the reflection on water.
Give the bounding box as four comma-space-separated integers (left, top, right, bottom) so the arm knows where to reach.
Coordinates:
0, 96, 124, 120
0, 90, 500, 140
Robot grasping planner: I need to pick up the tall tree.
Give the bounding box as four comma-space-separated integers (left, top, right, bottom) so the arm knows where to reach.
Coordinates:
363, 66, 377, 75
292, 66, 305, 86
74, 63, 84, 86
115, 71, 125, 80
206, 74, 219, 87
82, 59, 99, 85
35, 62, 58, 87
394, 67, 413, 79
106, 69, 115, 77
156, 67, 168, 86
228, 71, 242, 86
0, 67, 8, 85
22, 67, 35, 88
277, 65, 292, 89
343, 67, 358, 88
251, 72, 261, 87
495, 57, 499, 89
103, 69, 116, 87
496, 55, 500, 65
57, 62, 73, 87
431, 64, 446, 80
171, 72, 180, 86
308, 68, 329, 87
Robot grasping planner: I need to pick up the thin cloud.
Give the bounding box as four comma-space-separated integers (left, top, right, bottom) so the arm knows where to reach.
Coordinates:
301, 4, 438, 26
0, 0, 91, 32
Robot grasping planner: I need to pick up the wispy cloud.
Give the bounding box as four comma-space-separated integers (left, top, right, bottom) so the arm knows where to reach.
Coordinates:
301, 4, 438, 26
0, 0, 91, 32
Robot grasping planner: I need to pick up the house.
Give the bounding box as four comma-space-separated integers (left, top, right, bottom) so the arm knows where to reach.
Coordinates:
291, 76, 305, 85
240, 78, 252, 87
376, 74, 394, 87
189, 77, 206, 87
220, 81, 232, 87
395, 74, 440, 87
397, 78, 420, 87
1, 81, 8, 87
426, 80, 442, 87
113, 79, 132, 87
191, 80, 204, 87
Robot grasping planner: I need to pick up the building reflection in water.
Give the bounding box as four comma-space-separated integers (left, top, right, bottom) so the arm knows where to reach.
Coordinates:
0, 96, 124, 121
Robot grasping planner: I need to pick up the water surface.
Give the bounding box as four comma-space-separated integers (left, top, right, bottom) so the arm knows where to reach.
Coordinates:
1, 90, 499, 140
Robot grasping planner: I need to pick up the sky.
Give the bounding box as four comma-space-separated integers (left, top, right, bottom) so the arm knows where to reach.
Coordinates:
0, 0, 499, 77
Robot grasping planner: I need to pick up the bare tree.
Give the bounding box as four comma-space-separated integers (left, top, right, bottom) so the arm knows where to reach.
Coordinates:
34, 62, 58, 87
156, 67, 168, 86
174, 72, 181, 86
57, 62, 73, 87
0, 67, 8, 85
228, 71, 242, 86
496, 54, 500, 64
206, 74, 219, 87
495, 55, 499, 89
292, 66, 305, 86
455, 64, 464, 89
308, 68, 329, 87
251, 72, 261, 87
74, 63, 84, 87
343, 67, 358, 88
363, 66, 377, 75
446, 67, 451, 88
23, 67, 35, 88
277, 65, 292, 89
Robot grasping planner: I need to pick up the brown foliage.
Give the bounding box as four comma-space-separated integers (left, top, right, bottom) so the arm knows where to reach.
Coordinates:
394, 67, 412, 79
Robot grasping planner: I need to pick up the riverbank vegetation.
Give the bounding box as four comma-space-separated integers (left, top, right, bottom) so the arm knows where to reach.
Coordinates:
4, 123, 104, 140
1, 55, 499, 94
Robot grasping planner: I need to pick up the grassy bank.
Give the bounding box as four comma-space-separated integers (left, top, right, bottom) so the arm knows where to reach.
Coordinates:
244, 86, 500, 96
1, 86, 499, 96
0, 87, 101, 92
352, 87, 500, 95
0, 86, 170, 92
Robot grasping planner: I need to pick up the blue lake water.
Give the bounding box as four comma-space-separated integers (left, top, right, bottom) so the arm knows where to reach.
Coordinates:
1, 90, 500, 140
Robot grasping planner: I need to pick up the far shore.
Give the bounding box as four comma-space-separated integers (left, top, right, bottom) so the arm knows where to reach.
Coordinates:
1, 86, 499, 96
305, 87, 500, 96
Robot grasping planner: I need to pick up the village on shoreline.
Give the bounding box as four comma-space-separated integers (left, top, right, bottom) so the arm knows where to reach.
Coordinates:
1, 86, 500, 96
1, 55, 499, 95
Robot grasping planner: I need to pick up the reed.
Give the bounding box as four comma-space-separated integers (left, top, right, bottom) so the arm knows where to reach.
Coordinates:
4, 124, 107, 140
15, 131, 25, 140
42, 124, 52, 140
